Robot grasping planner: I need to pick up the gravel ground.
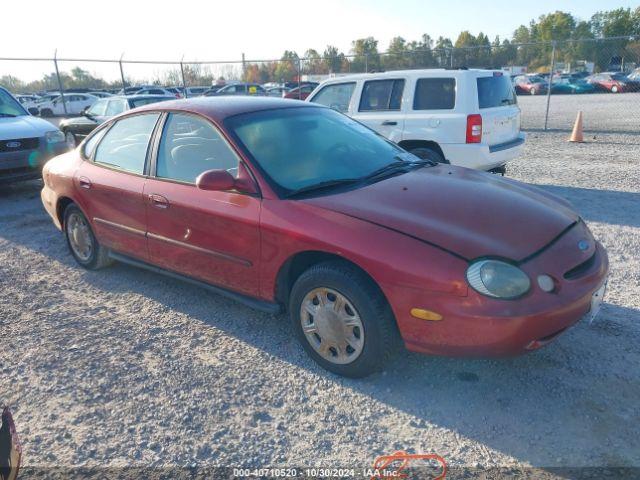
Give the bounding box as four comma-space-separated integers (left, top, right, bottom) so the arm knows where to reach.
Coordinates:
519, 91, 640, 133
1, 128, 639, 477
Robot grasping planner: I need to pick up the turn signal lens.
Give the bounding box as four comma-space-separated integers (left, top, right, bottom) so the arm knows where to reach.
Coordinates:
410, 308, 443, 321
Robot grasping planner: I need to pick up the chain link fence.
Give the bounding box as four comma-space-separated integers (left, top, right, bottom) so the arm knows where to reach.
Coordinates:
1, 36, 639, 133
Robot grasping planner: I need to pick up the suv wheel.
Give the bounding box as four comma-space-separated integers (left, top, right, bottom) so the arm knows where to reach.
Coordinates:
409, 147, 446, 164
64, 204, 112, 270
289, 261, 399, 378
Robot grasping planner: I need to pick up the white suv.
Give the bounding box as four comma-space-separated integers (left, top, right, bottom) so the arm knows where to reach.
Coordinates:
307, 69, 525, 172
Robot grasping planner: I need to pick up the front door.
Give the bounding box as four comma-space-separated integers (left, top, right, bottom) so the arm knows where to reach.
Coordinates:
144, 112, 261, 297
352, 78, 405, 143
75, 112, 161, 260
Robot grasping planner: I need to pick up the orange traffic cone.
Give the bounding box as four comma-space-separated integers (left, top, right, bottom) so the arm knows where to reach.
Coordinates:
569, 111, 584, 142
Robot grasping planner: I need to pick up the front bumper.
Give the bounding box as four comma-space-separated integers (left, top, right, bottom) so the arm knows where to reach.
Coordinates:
442, 133, 526, 171
388, 222, 609, 357
0, 141, 68, 184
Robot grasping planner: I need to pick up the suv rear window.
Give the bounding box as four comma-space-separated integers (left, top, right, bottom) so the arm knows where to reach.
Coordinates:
359, 79, 404, 111
413, 78, 455, 110
477, 75, 517, 109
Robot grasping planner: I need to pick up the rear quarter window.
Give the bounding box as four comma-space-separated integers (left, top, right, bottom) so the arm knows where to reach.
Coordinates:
477, 75, 517, 109
413, 78, 455, 110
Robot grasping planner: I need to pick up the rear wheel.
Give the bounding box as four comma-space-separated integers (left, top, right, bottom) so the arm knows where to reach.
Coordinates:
289, 261, 399, 378
409, 147, 446, 164
64, 204, 112, 270
41, 108, 53, 117
530, 87, 537, 95
611, 85, 618, 93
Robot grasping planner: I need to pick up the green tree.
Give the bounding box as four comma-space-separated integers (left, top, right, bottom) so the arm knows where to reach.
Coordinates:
351, 37, 379, 72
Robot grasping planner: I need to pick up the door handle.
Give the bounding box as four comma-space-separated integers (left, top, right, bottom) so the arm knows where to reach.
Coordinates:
79, 176, 92, 189
148, 194, 169, 209
381, 120, 398, 126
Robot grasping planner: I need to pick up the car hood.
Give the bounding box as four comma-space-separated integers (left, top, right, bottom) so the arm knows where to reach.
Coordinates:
0, 115, 57, 140
302, 166, 578, 261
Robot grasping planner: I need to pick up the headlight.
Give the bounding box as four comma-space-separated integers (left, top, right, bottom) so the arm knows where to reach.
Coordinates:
466, 259, 531, 299
45, 130, 65, 144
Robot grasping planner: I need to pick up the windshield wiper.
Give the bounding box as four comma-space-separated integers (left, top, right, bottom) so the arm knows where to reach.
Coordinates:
363, 158, 433, 183
0, 113, 18, 118
284, 178, 361, 199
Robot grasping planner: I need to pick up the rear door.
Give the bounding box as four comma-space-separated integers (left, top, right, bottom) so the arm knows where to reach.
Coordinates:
75, 113, 161, 260
352, 79, 405, 142
144, 112, 262, 296
475, 72, 520, 147
402, 76, 462, 145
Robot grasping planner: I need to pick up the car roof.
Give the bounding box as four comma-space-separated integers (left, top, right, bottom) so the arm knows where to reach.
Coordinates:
317, 68, 503, 85
120, 94, 175, 100
133, 96, 316, 122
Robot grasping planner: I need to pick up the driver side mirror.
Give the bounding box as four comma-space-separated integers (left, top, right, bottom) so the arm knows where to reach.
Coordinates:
196, 169, 236, 192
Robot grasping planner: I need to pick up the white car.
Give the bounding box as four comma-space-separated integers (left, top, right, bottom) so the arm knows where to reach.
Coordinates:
37, 93, 99, 117
137, 87, 181, 98
307, 69, 525, 172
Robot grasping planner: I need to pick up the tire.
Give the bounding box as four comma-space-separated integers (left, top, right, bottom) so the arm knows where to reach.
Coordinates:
611, 85, 618, 93
64, 130, 77, 148
409, 147, 446, 164
41, 108, 53, 118
63, 204, 112, 270
530, 87, 537, 95
289, 261, 399, 378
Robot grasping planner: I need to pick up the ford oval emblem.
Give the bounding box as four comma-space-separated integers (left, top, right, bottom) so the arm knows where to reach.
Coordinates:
6, 141, 21, 148
578, 239, 590, 251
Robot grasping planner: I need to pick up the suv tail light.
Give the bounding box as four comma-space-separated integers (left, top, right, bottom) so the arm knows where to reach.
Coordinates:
466, 114, 482, 144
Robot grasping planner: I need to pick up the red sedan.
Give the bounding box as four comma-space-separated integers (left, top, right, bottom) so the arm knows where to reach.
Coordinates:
41, 97, 609, 377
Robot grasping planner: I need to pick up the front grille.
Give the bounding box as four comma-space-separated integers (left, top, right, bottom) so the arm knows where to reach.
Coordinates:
564, 252, 597, 280
0, 137, 40, 153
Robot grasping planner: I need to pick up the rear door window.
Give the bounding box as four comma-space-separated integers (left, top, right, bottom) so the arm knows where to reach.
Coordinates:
413, 78, 456, 110
309, 82, 356, 113
93, 113, 160, 174
477, 74, 517, 109
359, 79, 404, 111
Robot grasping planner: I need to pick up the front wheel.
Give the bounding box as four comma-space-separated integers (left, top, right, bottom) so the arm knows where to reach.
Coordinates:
611, 85, 618, 93
40, 108, 53, 117
289, 261, 399, 378
530, 87, 537, 95
64, 204, 112, 270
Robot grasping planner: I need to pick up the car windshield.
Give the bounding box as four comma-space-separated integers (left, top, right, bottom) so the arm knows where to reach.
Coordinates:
130, 96, 173, 108
226, 107, 423, 197
528, 76, 545, 83
611, 73, 629, 81
0, 89, 28, 117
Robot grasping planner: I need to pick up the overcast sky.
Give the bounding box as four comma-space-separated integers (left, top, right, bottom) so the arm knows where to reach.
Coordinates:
2, 0, 637, 81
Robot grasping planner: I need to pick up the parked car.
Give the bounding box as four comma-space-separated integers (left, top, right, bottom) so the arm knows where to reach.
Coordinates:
550, 77, 596, 94
211, 83, 267, 96
89, 91, 113, 98
266, 86, 290, 97
59, 94, 174, 146
40, 97, 608, 377
307, 69, 524, 172
628, 68, 640, 82
513, 75, 548, 95
201, 86, 224, 96
183, 86, 209, 97
15, 94, 41, 115
137, 87, 182, 98
37, 93, 99, 117
0, 87, 68, 183
284, 83, 319, 100
586, 72, 640, 93
1, 406, 22, 480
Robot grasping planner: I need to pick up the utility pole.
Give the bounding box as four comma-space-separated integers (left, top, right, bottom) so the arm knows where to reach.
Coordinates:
544, 41, 556, 131
53, 49, 68, 116
119, 53, 126, 91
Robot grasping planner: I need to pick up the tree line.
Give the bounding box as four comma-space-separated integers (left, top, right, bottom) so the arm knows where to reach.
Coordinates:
2, 7, 639, 92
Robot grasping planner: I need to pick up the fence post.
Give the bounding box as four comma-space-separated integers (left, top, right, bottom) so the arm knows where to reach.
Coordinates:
53, 49, 68, 116
297, 57, 302, 99
241, 53, 246, 82
544, 41, 556, 131
365, 54, 368, 73
450, 48, 454, 68
119, 53, 126, 92
180, 55, 187, 98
